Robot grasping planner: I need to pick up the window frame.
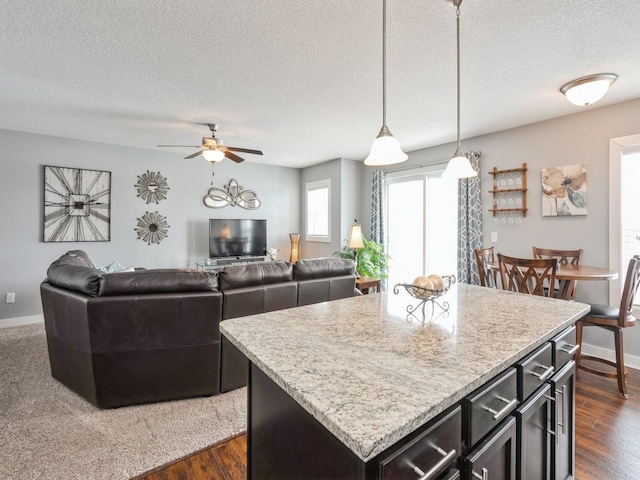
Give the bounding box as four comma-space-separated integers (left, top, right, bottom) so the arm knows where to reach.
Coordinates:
305, 179, 331, 243
608, 133, 640, 308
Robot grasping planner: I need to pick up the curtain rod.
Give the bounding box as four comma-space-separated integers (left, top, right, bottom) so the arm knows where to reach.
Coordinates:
381, 150, 482, 173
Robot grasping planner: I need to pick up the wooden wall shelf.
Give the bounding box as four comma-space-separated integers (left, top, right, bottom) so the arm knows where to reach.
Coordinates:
488, 163, 528, 217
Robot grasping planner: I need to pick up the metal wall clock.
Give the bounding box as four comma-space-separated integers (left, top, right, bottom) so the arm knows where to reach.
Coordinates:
43, 165, 111, 242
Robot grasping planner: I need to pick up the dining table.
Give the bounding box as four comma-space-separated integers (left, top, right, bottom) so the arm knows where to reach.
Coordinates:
488, 261, 618, 300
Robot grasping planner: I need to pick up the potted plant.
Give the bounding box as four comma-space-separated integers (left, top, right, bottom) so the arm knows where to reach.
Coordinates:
334, 237, 390, 279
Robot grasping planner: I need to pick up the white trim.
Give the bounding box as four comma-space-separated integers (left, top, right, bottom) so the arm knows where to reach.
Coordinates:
581, 342, 640, 371
0, 314, 44, 329
609, 134, 640, 305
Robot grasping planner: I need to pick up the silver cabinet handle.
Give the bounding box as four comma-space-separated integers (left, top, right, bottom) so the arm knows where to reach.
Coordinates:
472, 467, 489, 480
560, 344, 579, 355
411, 446, 457, 480
482, 395, 518, 421
556, 384, 568, 435
530, 364, 555, 382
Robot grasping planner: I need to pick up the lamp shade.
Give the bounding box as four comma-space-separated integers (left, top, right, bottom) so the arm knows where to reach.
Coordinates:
289, 233, 300, 263
442, 150, 477, 179
560, 73, 617, 106
364, 126, 408, 166
347, 223, 365, 249
202, 149, 225, 162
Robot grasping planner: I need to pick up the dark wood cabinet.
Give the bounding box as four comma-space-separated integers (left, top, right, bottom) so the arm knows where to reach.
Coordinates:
515, 384, 552, 480
246, 329, 576, 480
516, 343, 554, 401
550, 361, 576, 480
463, 416, 517, 480
378, 406, 461, 480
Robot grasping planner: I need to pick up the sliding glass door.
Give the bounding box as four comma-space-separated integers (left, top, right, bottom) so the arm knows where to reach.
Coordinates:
386, 168, 458, 289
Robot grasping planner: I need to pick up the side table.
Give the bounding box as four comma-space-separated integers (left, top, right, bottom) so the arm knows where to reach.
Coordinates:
356, 276, 381, 294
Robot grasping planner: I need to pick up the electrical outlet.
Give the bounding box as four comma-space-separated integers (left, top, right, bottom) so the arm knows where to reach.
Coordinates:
491, 232, 498, 242
6, 292, 15, 304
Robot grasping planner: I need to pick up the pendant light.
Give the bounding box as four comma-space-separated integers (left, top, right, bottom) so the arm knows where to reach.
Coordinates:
560, 73, 617, 106
364, 0, 408, 166
443, 0, 477, 179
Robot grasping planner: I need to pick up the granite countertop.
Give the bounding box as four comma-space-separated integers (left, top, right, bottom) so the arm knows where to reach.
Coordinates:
220, 283, 589, 462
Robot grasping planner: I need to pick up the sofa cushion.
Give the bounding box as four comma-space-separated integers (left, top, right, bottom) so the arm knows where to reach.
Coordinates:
98, 269, 218, 296
293, 257, 356, 281
218, 262, 293, 290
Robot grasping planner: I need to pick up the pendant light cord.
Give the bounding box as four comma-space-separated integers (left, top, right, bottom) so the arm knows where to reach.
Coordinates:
382, 0, 387, 127
455, 3, 461, 151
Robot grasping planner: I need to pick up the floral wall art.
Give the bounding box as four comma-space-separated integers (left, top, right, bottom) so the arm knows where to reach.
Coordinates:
541, 164, 587, 216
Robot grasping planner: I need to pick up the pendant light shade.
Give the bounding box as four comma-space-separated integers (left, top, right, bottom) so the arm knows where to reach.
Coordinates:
443, 0, 477, 180
560, 73, 617, 106
365, 125, 408, 166
364, 0, 407, 167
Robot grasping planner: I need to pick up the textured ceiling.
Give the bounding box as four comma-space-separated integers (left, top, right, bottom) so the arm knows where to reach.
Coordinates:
2, 0, 640, 168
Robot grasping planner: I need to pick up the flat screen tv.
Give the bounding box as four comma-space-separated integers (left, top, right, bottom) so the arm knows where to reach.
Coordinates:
209, 219, 267, 258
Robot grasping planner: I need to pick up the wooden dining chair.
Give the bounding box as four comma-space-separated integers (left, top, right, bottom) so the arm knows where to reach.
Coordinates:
498, 254, 558, 297
575, 255, 640, 398
475, 247, 498, 288
533, 247, 583, 300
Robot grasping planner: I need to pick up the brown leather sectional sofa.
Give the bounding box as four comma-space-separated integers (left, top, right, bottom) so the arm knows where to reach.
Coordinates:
40, 250, 357, 408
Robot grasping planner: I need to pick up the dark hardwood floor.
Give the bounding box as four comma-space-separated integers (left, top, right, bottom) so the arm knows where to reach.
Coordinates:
135, 368, 640, 480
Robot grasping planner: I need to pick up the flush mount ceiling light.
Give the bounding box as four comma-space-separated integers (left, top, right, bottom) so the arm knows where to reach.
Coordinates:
560, 73, 618, 106
364, 0, 408, 166
443, 0, 477, 180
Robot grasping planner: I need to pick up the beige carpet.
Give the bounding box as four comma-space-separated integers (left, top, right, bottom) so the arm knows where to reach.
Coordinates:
0, 323, 246, 479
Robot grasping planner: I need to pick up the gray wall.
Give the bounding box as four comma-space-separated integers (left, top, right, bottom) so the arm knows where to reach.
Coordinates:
0, 128, 300, 321
363, 98, 640, 356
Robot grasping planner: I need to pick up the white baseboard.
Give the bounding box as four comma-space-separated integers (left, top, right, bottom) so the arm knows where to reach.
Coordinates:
581, 342, 640, 371
0, 314, 44, 329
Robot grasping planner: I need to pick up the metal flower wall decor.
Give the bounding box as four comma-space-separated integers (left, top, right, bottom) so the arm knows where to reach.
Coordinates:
541, 164, 587, 216
134, 170, 169, 204
134, 211, 170, 245
203, 178, 261, 209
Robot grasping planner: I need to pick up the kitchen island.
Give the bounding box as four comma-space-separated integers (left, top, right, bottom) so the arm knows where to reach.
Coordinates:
220, 283, 589, 479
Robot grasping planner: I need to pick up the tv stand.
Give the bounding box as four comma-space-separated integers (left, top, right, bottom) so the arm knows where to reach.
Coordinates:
197, 256, 268, 270
215, 256, 266, 266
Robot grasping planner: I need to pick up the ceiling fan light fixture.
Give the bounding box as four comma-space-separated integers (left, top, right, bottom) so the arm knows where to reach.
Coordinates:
202, 149, 225, 163
364, 125, 408, 166
560, 73, 617, 106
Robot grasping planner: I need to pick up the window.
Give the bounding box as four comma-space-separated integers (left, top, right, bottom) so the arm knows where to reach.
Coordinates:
306, 179, 331, 242
385, 167, 457, 289
609, 134, 640, 309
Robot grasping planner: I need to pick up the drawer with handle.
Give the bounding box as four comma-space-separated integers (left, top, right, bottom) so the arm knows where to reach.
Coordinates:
378, 406, 461, 480
550, 325, 579, 370
462, 367, 518, 449
516, 342, 554, 401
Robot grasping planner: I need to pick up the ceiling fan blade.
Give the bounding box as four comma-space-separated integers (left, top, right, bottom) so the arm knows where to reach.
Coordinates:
158, 144, 202, 148
226, 147, 263, 155
224, 151, 245, 163
184, 150, 204, 159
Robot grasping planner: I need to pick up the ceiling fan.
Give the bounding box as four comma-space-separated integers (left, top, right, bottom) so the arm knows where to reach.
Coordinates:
158, 124, 263, 163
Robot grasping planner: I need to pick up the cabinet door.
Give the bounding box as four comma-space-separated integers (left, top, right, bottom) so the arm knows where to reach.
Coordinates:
463, 416, 516, 480
550, 361, 575, 480
515, 384, 551, 480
